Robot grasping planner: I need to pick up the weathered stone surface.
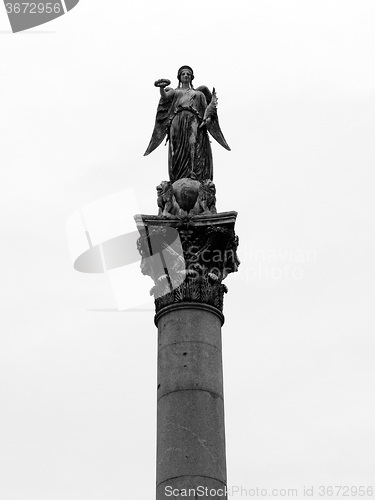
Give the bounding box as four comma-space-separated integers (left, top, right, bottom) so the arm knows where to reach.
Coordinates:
158, 308, 224, 400
158, 341, 223, 399
157, 308, 223, 351
157, 390, 227, 484
156, 306, 227, 497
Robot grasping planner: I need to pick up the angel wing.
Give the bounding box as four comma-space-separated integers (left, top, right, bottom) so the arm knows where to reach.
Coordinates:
196, 86, 231, 151
144, 89, 174, 156
195, 85, 212, 106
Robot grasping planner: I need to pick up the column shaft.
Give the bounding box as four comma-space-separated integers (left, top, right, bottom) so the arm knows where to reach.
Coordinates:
156, 306, 227, 500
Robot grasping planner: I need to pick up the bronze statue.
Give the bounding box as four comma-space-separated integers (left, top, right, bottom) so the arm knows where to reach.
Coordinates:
144, 65, 230, 183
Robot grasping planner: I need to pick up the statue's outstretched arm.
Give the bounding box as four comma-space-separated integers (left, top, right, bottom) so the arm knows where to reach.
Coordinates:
154, 79, 174, 99
144, 79, 174, 156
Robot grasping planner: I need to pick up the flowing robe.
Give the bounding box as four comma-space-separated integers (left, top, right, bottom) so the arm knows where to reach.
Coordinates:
167, 89, 212, 182
144, 85, 230, 183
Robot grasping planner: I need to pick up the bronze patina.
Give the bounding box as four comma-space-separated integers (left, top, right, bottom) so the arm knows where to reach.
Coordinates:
144, 65, 230, 183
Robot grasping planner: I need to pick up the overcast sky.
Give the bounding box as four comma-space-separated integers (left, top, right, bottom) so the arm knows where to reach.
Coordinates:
1, 1, 375, 499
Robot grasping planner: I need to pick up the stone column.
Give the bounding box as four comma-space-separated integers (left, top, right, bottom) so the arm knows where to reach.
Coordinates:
156, 304, 226, 499
135, 211, 239, 500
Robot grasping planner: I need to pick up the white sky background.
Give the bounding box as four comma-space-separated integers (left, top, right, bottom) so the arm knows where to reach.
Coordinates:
1, 0, 375, 498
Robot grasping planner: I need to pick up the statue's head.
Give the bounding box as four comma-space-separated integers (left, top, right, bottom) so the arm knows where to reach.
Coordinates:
177, 65, 194, 83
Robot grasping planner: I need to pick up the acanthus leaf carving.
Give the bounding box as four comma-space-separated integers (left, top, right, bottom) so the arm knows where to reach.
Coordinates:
135, 211, 239, 314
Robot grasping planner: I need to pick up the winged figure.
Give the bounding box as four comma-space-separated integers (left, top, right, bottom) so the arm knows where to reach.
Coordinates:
144, 65, 230, 183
